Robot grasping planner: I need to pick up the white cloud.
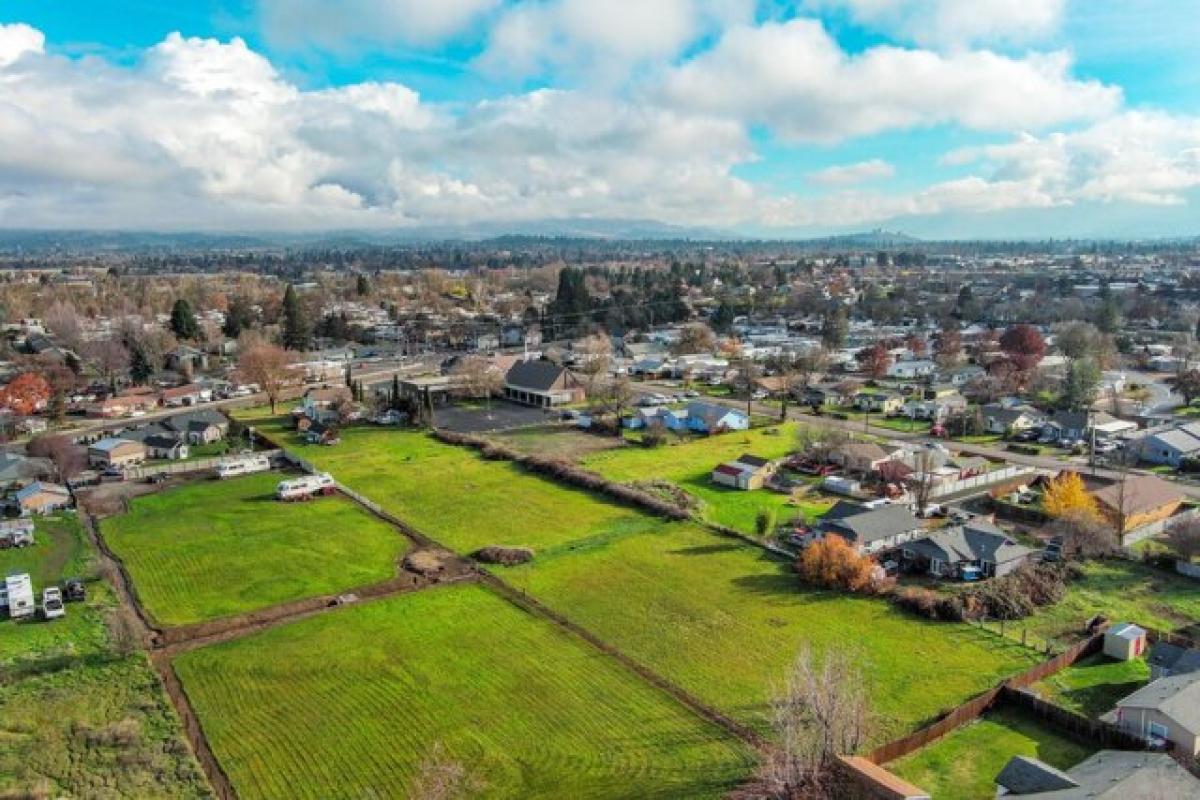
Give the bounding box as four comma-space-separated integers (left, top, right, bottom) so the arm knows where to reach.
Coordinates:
0, 22, 44, 67
808, 158, 894, 186
476, 0, 754, 80
661, 19, 1120, 142
809, 0, 1066, 48
258, 0, 500, 50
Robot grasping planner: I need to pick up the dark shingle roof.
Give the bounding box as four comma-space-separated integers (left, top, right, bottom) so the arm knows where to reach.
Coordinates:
1148, 643, 1200, 677
995, 756, 1078, 794
505, 359, 568, 392
824, 505, 920, 546
906, 520, 1032, 567
736, 454, 770, 468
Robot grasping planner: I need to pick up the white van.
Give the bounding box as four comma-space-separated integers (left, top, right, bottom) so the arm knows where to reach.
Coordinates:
276, 473, 336, 501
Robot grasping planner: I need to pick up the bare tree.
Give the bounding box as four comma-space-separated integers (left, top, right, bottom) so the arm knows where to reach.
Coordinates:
758, 645, 872, 799
1049, 511, 1119, 560
408, 743, 482, 800
1166, 517, 1200, 563
27, 434, 87, 481
733, 357, 762, 418
591, 375, 634, 434
908, 449, 938, 516
43, 301, 84, 352
451, 356, 504, 408
673, 322, 717, 356
237, 341, 294, 414
794, 425, 851, 466
574, 333, 613, 398
84, 336, 130, 388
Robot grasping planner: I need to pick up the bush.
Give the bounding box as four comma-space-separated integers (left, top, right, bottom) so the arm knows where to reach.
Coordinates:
1008, 444, 1040, 456
642, 430, 667, 448
755, 507, 778, 538
797, 536, 879, 594
893, 563, 1073, 622
473, 546, 535, 566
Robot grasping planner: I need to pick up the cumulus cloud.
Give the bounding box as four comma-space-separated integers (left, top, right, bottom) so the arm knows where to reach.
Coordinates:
0, 22, 44, 67
809, 0, 1066, 48
476, 0, 754, 80
808, 159, 895, 186
661, 19, 1120, 142
258, 0, 499, 50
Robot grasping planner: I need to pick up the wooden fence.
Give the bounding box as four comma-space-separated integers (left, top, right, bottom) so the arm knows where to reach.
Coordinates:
1000, 686, 1150, 751
867, 633, 1104, 764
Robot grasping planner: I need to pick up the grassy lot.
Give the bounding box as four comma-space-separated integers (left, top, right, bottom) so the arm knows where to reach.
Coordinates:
174, 584, 754, 800
102, 472, 409, 627
581, 423, 836, 533
0, 515, 113, 670
507, 522, 1039, 743
0, 656, 211, 799
491, 424, 627, 460
889, 705, 1095, 800
235, 409, 666, 554
1025, 560, 1200, 645
1032, 653, 1150, 718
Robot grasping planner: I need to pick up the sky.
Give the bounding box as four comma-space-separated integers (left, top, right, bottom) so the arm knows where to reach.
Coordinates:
0, 0, 1198, 238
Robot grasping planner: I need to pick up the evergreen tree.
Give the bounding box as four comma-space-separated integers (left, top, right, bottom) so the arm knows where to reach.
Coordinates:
223, 295, 254, 339
170, 298, 200, 340
281, 284, 310, 351
356, 274, 371, 297
129, 345, 154, 384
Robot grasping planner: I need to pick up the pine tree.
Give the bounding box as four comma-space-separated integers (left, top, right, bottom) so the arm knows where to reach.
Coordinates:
223, 295, 254, 339
281, 284, 310, 351
129, 345, 154, 384
356, 274, 371, 297
170, 298, 200, 340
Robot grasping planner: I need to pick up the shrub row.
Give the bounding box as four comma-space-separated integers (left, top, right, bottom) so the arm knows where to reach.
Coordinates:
892, 562, 1079, 622
433, 429, 690, 521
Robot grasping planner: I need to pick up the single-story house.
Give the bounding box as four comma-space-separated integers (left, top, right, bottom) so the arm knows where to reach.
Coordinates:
830, 442, 898, 474
677, 402, 750, 434
801, 383, 849, 408
142, 434, 189, 461
160, 383, 210, 407
981, 403, 1044, 435
902, 393, 968, 422
941, 365, 984, 387
818, 504, 923, 555
161, 409, 230, 445
87, 390, 159, 419
1091, 474, 1184, 535
996, 751, 1200, 798
853, 390, 905, 414
295, 386, 353, 423
902, 520, 1033, 579
887, 359, 937, 380
1141, 422, 1200, 467
1148, 642, 1200, 681
0, 452, 53, 486
711, 454, 775, 490
87, 437, 147, 469
504, 360, 586, 408
14, 481, 72, 514
1113, 671, 1200, 755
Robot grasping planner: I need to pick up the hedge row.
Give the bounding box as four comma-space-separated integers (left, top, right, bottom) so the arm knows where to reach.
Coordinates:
433, 429, 691, 521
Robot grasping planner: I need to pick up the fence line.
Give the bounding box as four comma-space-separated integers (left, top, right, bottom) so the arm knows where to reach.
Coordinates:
868, 633, 1104, 764
123, 449, 283, 481
999, 686, 1150, 751
928, 466, 1030, 499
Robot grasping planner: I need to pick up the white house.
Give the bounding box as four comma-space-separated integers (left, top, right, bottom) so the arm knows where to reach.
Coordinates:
888, 360, 937, 380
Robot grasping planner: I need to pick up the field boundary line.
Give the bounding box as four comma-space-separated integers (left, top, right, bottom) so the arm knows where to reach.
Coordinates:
478, 573, 770, 751
150, 652, 238, 800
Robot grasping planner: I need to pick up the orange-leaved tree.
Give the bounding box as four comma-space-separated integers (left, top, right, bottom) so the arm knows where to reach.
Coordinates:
797, 535, 877, 593
1041, 471, 1099, 520
0, 372, 51, 415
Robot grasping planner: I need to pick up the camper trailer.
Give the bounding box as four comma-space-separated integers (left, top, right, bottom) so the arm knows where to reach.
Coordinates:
276, 473, 336, 502
4, 573, 36, 620
216, 454, 272, 480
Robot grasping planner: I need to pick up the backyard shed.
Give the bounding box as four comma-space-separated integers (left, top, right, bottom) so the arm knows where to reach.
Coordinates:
1104, 622, 1148, 661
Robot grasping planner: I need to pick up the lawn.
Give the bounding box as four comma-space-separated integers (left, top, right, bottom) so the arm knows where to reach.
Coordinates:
0, 515, 113, 671
888, 705, 1095, 800
506, 522, 1039, 742
173, 584, 755, 800
0, 655, 211, 799
1025, 560, 1200, 646
102, 472, 410, 627
490, 424, 627, 460
581, 423, 836, 533
1032, 653, 1150, 718
235, 409, 666, 554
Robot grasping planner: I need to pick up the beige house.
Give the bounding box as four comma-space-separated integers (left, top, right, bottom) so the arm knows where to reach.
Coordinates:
1112, 672, 1200, 755
15, 481, 72, 514
87, 437, 147, 469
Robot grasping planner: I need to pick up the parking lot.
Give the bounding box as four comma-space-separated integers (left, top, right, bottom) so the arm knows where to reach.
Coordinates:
433, 401, 558, 433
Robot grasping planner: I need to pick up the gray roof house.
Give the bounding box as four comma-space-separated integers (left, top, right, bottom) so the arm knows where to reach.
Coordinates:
1147, 642, 1200, 681
818, 504, 922, 555
1141, 422, 1200, 467
996, 750, 1200, 797
981, 403, 1044, 434
902, 520, 1034, 579
0, 452, 54, 485
1113, 671, 1200, 755
503, 360, 585, 407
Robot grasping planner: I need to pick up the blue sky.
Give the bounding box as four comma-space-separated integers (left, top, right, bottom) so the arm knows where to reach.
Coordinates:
1, 0, 1198, 237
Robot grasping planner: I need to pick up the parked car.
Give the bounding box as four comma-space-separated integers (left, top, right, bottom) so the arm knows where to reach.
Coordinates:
1014, 429, 1040, 442
63, 578, 86, 602
683, 390, 700, 398
42, 587, 65, 620
751, 390, 769, 400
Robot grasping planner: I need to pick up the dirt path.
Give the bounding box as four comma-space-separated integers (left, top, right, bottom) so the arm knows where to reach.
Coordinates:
151, 653, 238, 800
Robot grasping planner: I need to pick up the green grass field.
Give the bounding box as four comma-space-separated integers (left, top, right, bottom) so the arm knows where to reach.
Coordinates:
0, 515, 113, 670
174, 584, 754, 800
1032, 653, 1150, 718
581, 423, 834, 533
507, 522, 1039, 742
0, 656, 211, 799
1025, 560, 1200, 645
236, 410, 666, 554
102, 472, 409, 627
889, 705, 1095, 800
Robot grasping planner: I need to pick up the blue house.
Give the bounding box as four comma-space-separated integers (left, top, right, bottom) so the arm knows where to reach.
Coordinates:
680, 402, 750, 434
